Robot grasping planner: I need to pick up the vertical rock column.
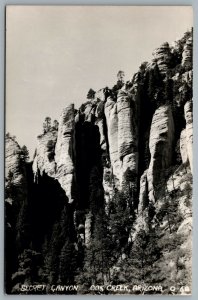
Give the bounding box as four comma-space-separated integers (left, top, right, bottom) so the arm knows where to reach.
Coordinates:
55, 104, 75, 203
180, 129, 189, 165
147, 105, 174, 202
182, 37, 193, 68
5, 137, 27, 189
104, 98, 120, 182
153, 42, 171, 74
117, 89, 138, 184
32, 131, 57, 179
184, 101, 193, 171
95, 101, 106, 151
104, 89, 138, 189
85, 212, 92, 246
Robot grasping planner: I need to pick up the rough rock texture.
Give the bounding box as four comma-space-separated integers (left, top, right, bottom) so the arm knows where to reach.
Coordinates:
153, 42, 171, 74
104, 98, 120, 180
182, 37, 193, 68
117, 90, 134, 158
138, 170, 149, 214
180, 129, 188, 164
32, 131, 57, 179
5, 137, 26, 189
184, 101, 193, 171
5, 29, 193, 295
147, 105, 174, 202
55, 104, 75, 202
117, 89, 138, 183
85, 212, 92, 246
159, 164, 192, 287
182, 70, 193, 84
33, 104, 75, 202
95, 88, 106, 102
104, 88, 138, 187
95, 101, 106, 151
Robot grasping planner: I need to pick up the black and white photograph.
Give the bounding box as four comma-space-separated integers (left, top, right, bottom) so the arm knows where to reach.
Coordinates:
5, 6, 193, 295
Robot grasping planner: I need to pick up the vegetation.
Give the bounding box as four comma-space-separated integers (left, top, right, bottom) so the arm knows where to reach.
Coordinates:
87, 88, 96, 100
5, 29, 192, 295
21, 145, 30, 162
43, 117, 59, 134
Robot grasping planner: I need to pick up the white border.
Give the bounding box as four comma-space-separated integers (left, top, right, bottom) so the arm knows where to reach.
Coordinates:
1, 1, 197, 299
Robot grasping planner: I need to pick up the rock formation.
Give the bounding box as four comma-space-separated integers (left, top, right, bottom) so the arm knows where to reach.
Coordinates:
104, 98, 118, 165
55, 104, 75, 202
184, 100, 193, 171
147, 105, 174, 202
32, 130, 57, 178
5, 29, 193, 295
152, 42, 171, 74
180, 129, 188, 164
5, 136, 27, 190
33, 104, 75, 202
182, 37, 193, 68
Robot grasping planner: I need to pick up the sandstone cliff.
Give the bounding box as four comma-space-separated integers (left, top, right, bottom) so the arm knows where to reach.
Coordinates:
5, 29, 193, 295
33, 105, 75, 202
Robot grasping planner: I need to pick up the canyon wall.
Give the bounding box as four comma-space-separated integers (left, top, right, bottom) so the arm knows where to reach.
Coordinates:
5, 29, 193, 295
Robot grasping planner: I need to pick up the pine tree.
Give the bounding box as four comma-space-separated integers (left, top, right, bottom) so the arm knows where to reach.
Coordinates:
109, 188, 134, 258
21, 145, 29, 162
79, 209, 113, 290
87, 89, 96, 100
11, 249, 41, 294
43, 117, 51, 133
16, 201, 30, 252
52, 119, 59, 130
59, 240, 77, 286
126, 227, 162, 292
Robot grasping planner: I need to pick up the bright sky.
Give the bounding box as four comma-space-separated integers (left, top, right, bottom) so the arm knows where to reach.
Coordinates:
6, 6, 193, 158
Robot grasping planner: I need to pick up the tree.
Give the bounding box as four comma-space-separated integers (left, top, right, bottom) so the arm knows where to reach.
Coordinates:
139, 62, 148, 73
52, 119, 59, 130
59, 240, 77, 287
6, 132, 11, 139
87, 89, 96, 100
43, 117, 51, 133
126, 227, 162, 290
41, 205, 76, 288
117, 70, 125, 83
11, 249, 41, 294
21, 145, 29, 162
81, 210, 113, 288
16, 201, 30, 252
109, 187, 135, 258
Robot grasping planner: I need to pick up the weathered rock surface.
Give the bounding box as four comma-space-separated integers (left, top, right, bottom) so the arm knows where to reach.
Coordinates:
5, 29, 193, 295
182, 70, 193, 85
5, 137, 26, 188
117, 90, 134, 158
153, 42, 171, 74
55, 104, 75, 202
32, 130, 57, 179
33, 104, 75, 202
104, 97, 120, 181
138, 170, 149, 214
5, 136, 28, 246
117, 89, 138, 183
104, 88, 138, 187
182, 37, 193, 68
180, 129, 188, 164
184, 100, 193, 171
95, 101, 106, 151
84, 212, 92, 246
147, 105, 174, 202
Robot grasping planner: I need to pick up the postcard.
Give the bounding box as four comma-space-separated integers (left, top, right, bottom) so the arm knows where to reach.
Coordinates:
5, 6, 193, 295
